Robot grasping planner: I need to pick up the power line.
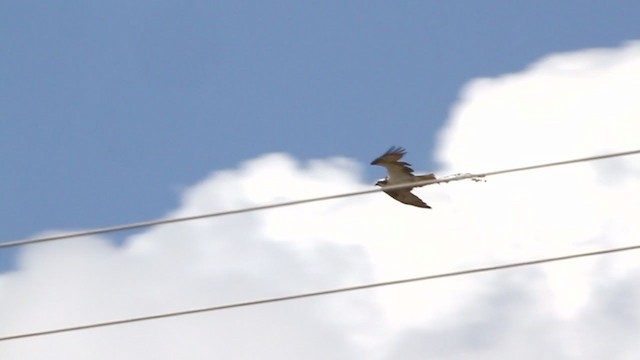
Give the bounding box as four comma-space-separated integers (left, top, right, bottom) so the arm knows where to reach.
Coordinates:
2, 149, 639, 250
2, 241, 640, 342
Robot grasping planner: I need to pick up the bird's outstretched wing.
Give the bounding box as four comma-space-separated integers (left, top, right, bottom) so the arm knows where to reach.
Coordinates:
370, 146, 415, 176
382, 189, 431, 208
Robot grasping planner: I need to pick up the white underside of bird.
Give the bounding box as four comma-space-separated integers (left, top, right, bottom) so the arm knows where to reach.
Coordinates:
370, 146, 436, 208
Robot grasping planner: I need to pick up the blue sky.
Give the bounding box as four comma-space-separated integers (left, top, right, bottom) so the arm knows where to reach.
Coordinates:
1, 1, 638, 263
2, 2, 640, 358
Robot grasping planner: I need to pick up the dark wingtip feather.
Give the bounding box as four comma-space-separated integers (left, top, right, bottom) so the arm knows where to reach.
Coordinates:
384, 146, 406, 156
414, 201, 431, 209
371, 146, 410, 166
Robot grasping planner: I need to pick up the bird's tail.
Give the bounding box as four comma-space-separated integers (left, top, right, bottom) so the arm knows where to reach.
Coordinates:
413, 173, 436, 187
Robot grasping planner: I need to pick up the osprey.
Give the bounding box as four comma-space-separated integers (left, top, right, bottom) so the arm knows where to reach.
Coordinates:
371, 146, 436, 208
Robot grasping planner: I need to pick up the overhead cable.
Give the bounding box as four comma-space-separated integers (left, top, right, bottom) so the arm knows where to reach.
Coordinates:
2, 241, 640, 342
1, 149, 639, 250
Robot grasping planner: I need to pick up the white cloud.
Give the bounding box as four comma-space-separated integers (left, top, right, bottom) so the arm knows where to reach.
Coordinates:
1, 41, 640, 359
385, 40, 640, 358
385, 267, 640, 360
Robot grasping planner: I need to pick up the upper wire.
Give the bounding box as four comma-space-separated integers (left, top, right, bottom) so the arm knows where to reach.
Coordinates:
1, 149, 639, 250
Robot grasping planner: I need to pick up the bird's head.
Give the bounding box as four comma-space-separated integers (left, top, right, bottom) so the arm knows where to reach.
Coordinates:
375, 178, 388, 187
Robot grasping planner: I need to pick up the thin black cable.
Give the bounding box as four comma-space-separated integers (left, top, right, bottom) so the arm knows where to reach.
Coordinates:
1, 242, 640, 342
2, 149, 639, 250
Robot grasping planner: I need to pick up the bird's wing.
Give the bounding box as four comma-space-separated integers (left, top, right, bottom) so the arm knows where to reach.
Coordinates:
383, 189, 431, 208
370, 146, 415, 176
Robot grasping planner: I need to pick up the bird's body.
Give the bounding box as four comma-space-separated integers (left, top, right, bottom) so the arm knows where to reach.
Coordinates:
370, 146, 435, 208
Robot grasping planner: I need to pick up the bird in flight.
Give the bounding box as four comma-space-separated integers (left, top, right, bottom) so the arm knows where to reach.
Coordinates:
371, 146, 436, 208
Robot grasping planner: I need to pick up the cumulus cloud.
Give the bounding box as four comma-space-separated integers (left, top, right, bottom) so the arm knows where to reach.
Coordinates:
384, 40, 640, 358
0, 157, 380, 359
1, 41, 640, 359
386, 267, 640, 360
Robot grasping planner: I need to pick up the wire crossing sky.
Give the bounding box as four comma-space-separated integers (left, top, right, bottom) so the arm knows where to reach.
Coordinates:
2, 149, 639, 250
2, 241, 640, 342
3, 4, 640, 358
